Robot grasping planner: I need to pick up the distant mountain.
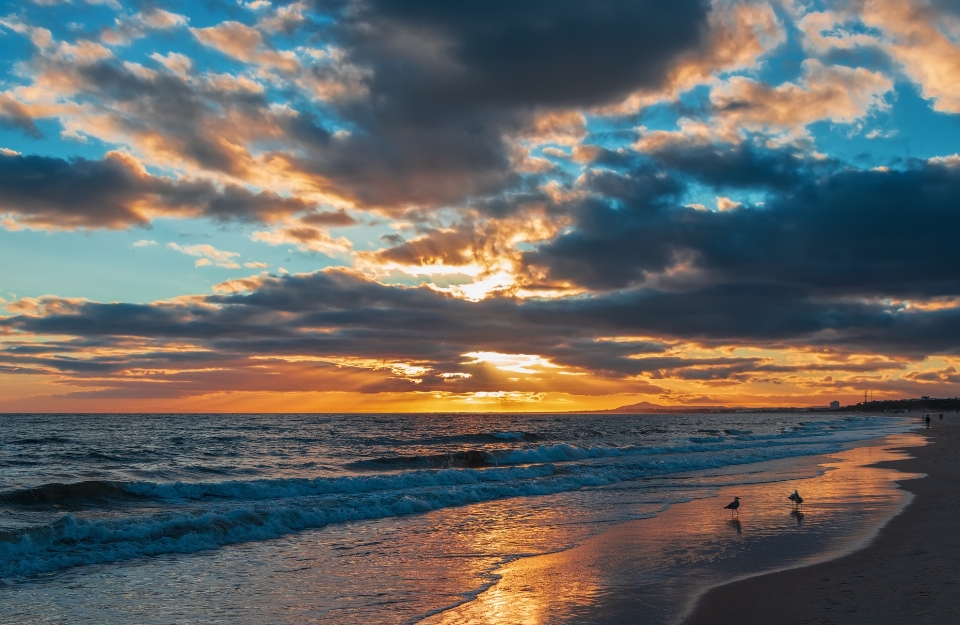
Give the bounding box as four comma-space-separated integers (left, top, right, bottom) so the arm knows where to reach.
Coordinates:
609, 401, 671, 412
592, 401, 736, 413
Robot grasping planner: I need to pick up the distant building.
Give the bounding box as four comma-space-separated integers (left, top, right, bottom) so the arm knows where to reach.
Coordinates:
830, 401, 840, 409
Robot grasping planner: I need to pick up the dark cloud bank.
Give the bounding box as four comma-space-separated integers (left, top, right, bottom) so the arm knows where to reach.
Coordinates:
0, 152, 312, 228
5, 156, 960, 392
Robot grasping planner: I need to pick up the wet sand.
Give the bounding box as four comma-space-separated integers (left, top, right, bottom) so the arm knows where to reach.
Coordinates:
686, 418, 960, 625
421, 430, 924, 625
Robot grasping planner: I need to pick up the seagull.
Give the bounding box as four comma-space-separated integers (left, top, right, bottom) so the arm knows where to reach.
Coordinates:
724, 496, 741, 516
788, 489, 803, 511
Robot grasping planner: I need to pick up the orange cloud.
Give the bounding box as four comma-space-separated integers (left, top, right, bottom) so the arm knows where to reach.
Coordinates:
251, 224, 353, 256
603, 0, 786, 114
636, 60, 892, 150
355, 211, 573, 301
167, 243, 242, 268
191, 21, 300, 73
799, 2, 960, 114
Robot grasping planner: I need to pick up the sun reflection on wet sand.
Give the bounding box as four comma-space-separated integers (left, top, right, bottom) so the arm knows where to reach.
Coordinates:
422, 433, 925, 625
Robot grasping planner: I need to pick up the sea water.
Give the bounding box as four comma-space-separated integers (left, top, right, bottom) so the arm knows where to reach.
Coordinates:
0, 412, 912, 623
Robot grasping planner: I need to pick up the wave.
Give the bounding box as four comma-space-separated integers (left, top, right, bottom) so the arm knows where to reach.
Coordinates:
1, 464, 559, 508
491, 443, 641, 465
1, 427, 897, 508
10, 436, 72, 445
346, 441, 629, 470
365, 430, 541, 448
0, 481, 139, 506
489, 431, 536, 441
0, 444, 799, 578
347, 450, 493, 470
0, 417, 911, 578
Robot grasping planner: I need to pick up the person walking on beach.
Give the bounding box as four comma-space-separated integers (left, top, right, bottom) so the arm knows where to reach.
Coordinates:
925, 415, 931, 428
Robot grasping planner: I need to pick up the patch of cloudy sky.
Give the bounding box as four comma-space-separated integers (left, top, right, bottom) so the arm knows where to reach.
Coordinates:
2, 0, 960, 411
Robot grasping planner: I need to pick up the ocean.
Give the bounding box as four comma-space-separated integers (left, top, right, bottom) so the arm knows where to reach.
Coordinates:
0, 412, 914, 623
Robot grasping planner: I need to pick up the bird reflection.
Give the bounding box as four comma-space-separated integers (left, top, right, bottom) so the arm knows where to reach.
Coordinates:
728, 518, 742, 535
791, 509, 804, 525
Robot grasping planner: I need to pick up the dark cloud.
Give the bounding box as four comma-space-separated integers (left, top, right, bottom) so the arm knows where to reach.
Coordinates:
0, 94, 42, 138
646, 142, 837, 191
300, 208, 357, 226
75, 60, 269, 176
4, 262, 960, 401
7, 2, 712, 216
337, 0, 710, 110
0, 152, 312, 229
527, 160, 960, 298
280, 0, 711, 209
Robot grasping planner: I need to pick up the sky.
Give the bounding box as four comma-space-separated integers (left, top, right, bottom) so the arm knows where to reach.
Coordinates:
2, 0, 960, 412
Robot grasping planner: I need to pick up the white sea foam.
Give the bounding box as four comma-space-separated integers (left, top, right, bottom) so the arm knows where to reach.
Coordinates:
0, 414, 912, 578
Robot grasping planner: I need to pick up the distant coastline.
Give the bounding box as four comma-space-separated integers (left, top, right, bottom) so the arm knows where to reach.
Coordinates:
585, 396, 960, 415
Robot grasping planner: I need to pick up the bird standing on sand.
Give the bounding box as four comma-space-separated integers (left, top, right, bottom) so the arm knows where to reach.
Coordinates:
724, 496, 740, 516
788, 489, 803, 511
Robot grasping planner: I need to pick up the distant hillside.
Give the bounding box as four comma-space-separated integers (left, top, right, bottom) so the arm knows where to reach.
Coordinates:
591, 401, 740, 414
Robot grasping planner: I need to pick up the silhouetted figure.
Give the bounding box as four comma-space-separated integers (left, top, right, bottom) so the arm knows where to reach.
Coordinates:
925, 415, 931, 428
724, 496, 740, 516
939, 413, 943, 420
788, 489, 803, 511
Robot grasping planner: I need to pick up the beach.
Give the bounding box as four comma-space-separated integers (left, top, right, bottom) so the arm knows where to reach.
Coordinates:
421, 426, 926, 624
0, 412, 913, 624
686, 417, 960, 625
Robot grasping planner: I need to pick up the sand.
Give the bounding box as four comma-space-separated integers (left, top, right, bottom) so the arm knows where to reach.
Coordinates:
685, 417, 960, 625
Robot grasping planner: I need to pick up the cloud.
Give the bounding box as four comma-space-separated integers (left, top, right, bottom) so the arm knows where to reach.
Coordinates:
606, 0, 787, 114
299, 208, 357, 227
261, 0, 713, 210
801, 2, 960, 114
191, 21, 299, 72
3, 2, 960, 407
0, 93, 42, 138
355, 211, 569, 300
635, 60, 893, 152
525, 159, 960, 299
251, 224, 353, 255
167, 243, 241, 268
0, 2, 712, 216
2, 267, 959, 406
101, 9, 189, 46
0, 151, 316, 229
641, 142, 836, 191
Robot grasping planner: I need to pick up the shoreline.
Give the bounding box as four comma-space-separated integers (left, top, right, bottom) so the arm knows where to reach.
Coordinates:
685, 418, 959, 624
420, 425, 922, 624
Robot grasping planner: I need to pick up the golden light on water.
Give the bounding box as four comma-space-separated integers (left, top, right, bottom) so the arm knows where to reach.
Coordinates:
423, 433, 925, 624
